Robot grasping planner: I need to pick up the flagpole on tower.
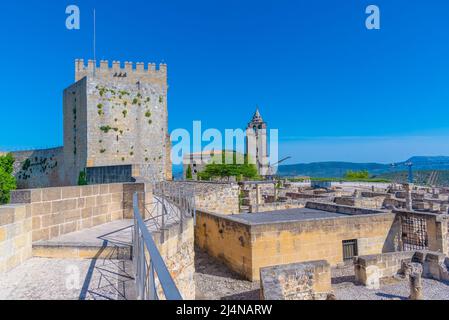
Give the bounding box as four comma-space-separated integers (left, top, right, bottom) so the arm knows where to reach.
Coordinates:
93, 8, 96, 77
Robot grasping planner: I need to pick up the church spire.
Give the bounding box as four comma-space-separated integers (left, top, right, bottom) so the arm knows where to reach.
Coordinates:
251, 106, 264, 123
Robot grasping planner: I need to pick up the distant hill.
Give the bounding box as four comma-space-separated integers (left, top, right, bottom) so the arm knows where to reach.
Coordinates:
278, 156, 449, 178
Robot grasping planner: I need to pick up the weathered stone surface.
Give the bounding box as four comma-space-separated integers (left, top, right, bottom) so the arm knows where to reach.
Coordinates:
409, 272, 424, 300
260, 261, 332, 300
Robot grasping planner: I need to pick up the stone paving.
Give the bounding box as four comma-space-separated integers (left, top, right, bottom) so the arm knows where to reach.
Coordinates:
36, 220, 135, 247
0, 257, 135, 300
194, 248, 260, 300
333, 277, 449, 300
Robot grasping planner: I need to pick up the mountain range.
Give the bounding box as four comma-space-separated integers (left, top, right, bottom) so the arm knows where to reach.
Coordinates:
277, 156, 449, 178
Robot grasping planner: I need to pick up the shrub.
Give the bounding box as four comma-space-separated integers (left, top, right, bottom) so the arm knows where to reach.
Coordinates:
0, 153, 17, 204
345, 170, 370, 180
78, 171, 88, 186
186, 165, 193, 180
100, 126, 112, 133
197, 153, 259, 181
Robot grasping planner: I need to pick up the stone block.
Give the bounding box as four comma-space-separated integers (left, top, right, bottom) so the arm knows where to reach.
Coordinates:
33, 228, 50, 242
77, 198, 86, 209
31, 202, 52, 216
42, 188, 62, 202
109, 184, 123, 193
62, 221, 77, 235
0, 209, 14, 227
52, 199, 78, 213
0, 226, 5, 242
50, 226, 60, 239
30, 190, 43, 203
92, 215, 107, 226
81, 207, 93, 219
62, 186, 81, 199
85, 196, 96, 208
100, 184, 110, 194
81, 186, 93, 197
364, 265, 381, 289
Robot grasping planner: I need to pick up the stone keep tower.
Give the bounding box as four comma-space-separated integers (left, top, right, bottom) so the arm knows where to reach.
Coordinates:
62, 59, 172, 185
246, 108, 269, 176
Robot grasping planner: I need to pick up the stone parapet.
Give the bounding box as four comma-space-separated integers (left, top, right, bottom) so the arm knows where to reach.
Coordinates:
10, 183, 128, 242
169, 181, 240, 214
0, 205, 32, 273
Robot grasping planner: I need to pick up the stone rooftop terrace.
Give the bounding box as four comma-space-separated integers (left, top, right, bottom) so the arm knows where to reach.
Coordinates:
227, 208, 345, 225
225, 203, 387, 225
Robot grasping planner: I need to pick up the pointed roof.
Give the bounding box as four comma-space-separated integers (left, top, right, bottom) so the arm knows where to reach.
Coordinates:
251, 107, 264, 123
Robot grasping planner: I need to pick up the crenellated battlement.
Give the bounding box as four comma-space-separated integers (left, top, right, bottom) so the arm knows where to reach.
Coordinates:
75, 59, 167, 82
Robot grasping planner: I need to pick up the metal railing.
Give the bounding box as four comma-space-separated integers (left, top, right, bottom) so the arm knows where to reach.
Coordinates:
153, 181, 197, 227
132, 193, 183, 300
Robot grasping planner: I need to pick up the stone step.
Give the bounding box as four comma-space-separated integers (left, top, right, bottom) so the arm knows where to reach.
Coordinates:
33, 243, 132, 260
32, 220, 134, 260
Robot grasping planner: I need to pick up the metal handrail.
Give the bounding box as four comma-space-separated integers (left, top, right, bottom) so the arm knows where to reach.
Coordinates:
132, 193, 182, 300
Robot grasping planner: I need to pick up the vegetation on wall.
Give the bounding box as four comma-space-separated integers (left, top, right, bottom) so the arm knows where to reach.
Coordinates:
97, 104, 104, 116
0, 153, 17, 204
18, 156, 58, 180
100, 126, 119, 134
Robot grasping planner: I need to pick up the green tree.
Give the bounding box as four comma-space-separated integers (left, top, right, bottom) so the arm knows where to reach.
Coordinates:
198, 152, 260, 181
345, 170, 370, 180
186, 165, 193, 180
0, 153, 17, 204
78, 170, 88, 186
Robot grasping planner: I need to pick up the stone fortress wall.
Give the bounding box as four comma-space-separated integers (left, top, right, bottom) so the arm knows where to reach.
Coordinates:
3, 148, 64, 189
172, 181, 240, 214
73, 59, 170, 182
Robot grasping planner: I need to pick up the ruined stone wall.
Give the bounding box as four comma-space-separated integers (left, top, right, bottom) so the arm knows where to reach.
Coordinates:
196, 210, 400, 281
0, 205, 32, 273
195, 210, 252, 277
248, 213, 400, 281
395, 210, 448, 254
354, 251, 449, 289
9, 148, 64, 190
251, 201, 306, 213
10, 184, 125, 242
334, 196, 386, 209
174, 181, 240, 214
154, 217, 195, 300
260, 261, 332, 300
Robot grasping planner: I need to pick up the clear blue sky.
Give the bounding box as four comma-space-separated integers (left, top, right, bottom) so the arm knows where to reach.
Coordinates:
1, 0, 448, 164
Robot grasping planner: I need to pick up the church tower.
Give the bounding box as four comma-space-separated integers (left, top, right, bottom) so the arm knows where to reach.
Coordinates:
246, 108, 269, 176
